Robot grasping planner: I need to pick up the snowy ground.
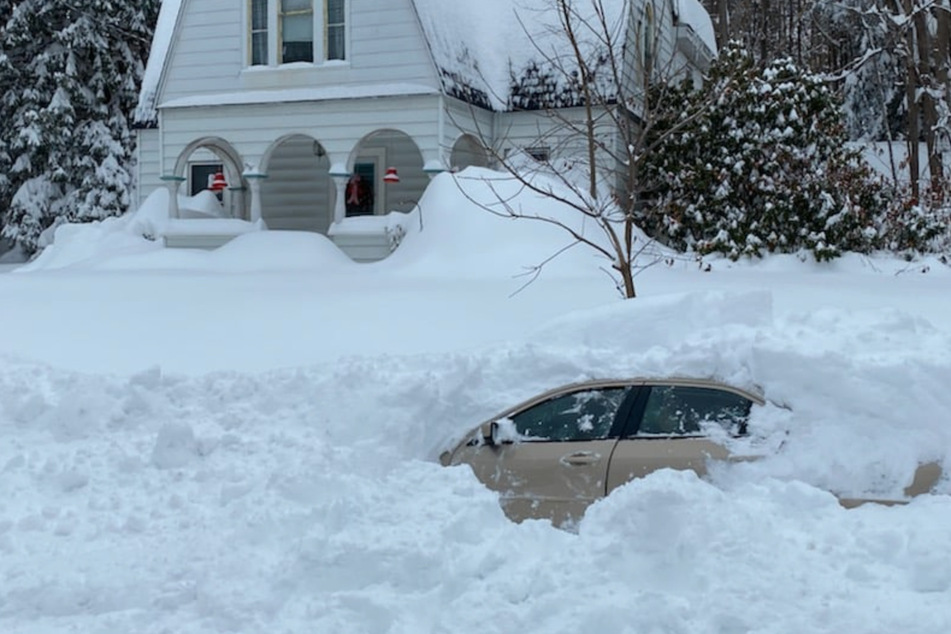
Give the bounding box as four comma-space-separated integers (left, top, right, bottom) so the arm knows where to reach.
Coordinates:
2, 171, 951, 633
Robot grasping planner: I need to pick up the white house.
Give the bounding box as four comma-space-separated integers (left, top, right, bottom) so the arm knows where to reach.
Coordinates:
135, 0, 716, 261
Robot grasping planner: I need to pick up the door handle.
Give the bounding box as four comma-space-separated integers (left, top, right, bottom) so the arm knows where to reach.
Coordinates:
560, 451, 601, 466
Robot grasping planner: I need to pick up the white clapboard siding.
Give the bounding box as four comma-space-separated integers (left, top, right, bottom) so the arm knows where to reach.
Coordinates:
160, 94, 442, 175
443, 98, 494, 166
160, 0, 243, 104
497, 107, 616, 159
262, 136, 333, 233
135, 128, 162, 209
160, 0, 439, 107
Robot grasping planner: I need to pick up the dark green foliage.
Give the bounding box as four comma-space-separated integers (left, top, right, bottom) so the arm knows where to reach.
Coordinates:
640, 43, 896, 261
0, 0, 160, 253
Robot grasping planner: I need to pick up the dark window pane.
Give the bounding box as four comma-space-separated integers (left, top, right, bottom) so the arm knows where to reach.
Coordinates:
327, 25, 345, 60
251, 32, 268, 65
283, 40, 313, 63
282, 8, 313, 63
510, 388, 628, 441
327, 0, 345, 23
251, 0, 268, 30
635, 386, 752, 436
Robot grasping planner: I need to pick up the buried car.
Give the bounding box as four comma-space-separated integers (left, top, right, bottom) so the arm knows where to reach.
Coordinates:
440, 377, 943, 526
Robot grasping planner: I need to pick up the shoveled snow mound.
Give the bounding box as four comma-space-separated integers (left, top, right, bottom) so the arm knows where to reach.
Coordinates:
17, 189, 170, 272
384, 168, 638, 279
96, 232, 356, 272
1, 291, 950, 633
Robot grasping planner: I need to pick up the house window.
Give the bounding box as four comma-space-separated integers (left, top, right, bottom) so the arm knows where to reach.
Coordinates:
248, 0, 346, 66
281, 0, 314, 63
526, 146, 550, 162
326, 0, 346, 60
250, 0, 269, 65
189, 163, 224, 196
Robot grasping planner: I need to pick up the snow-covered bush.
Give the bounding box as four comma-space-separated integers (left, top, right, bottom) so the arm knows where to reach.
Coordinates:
640, 44, 894, 261
0, 0, 159, 254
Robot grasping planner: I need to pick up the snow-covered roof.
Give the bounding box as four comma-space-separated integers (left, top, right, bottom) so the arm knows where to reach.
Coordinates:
135, 0, 183, 126
676, 0, 717, 53
135, 0, 717, 121
412, 0, 630, 111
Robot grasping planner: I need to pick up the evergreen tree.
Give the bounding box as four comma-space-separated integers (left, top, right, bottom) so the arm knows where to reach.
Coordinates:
641, 43, 894, 261
0, 0, 159, 253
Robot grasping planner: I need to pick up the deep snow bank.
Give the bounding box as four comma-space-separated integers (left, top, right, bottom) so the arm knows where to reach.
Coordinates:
2, 291, 950, 633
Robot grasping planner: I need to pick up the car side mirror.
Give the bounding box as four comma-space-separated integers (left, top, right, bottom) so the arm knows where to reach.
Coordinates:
481, 421, 500, 446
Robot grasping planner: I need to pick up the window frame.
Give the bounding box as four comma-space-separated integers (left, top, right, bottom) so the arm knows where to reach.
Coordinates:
249, 0, 270, 66
325, 0, 346, 61
279, 0, 315, 64
506, 386, 637, 443
621, 384, 755, 438
246, 0, 348, 68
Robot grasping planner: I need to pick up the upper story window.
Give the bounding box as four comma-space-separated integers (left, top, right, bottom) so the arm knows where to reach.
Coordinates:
281, 0, 314, 63
326, 0, 346, 60
250, 0, 269, 65
248, 0, 347, 67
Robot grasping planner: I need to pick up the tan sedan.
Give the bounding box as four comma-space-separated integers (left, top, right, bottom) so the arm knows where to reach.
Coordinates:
440, 378, 942, 526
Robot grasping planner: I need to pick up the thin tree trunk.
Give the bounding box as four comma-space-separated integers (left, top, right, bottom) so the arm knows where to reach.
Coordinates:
717, 0, 730, 49
902, 0, 921, 202
912, 1, 942, 198
932, 0, 949, 199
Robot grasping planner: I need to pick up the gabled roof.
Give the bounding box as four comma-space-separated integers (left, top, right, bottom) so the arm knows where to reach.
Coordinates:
135, 0, 716, 122
135, 0, 184, 126
412, 0, 628, 111
411, 0, 716, 111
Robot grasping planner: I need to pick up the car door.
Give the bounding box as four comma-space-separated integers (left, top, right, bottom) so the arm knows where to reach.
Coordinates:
606, 382, 756, 493
450, 386, 633, 525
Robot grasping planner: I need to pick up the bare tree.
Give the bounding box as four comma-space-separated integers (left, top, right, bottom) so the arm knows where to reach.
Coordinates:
452, 0, 721, 298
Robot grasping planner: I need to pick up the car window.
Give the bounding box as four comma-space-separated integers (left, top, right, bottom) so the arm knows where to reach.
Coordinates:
509, 387, 629, 441
634, 385, 752, 436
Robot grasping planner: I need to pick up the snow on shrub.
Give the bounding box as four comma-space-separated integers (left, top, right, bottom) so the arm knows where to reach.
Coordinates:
640, 44, 898, 261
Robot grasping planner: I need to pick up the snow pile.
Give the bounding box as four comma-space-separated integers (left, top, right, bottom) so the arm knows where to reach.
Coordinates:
386, 168, 627, 279
17, 189, 169, 272
1, 288, 951, 632
4, 145, 951, 631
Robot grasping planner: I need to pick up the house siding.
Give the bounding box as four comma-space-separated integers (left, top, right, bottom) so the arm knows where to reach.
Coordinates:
159, 93, 442, 175
159, 0, 439, 107
134, 128, 162, 209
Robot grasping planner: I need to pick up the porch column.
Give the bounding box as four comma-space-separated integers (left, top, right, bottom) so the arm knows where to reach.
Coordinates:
329, 167, 350, 225
244, 173, 268, 223
424, 162, 446, 180
160, 175, 186, 219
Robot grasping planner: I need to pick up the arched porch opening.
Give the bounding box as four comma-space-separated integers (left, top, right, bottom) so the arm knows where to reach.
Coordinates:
347, 129, 425, 218
450, 134, 489, 170
172, 137, 247, 220
260, 135, 333, 234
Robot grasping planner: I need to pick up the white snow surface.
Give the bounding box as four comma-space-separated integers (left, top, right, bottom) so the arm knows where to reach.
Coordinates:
135, 0, 183, 124
677, 0, 717, 53
3, 168, 951, 632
